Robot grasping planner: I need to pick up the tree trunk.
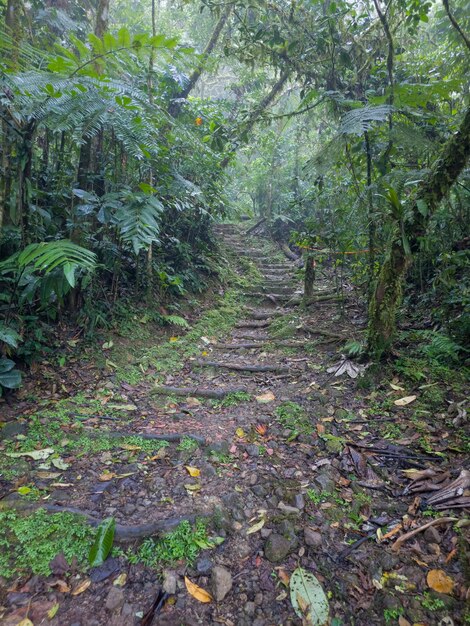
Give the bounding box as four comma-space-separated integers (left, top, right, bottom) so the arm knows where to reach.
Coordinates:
169, 5, 232, 116
367, 106, 470, 357
76, 0, 110, 191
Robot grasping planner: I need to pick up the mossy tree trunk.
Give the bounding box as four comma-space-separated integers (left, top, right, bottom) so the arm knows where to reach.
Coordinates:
367, 106, 470, 357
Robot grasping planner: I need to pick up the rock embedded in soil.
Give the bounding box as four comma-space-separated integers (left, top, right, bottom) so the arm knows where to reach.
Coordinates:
304, 528, 322, 547
245, 444, 260, 456
162, 570, 177, 595
211, 565, 233, 601
105, 587, 125, 612
264, 533, 293, 562
196, 557, 213, 575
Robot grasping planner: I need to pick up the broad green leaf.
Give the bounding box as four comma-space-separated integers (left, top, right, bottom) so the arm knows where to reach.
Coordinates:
89, 517, 115, 567
290, 567, 329, 626
0, 324, 21, 348
0, 366, 22, 389
63, 262, 76, 288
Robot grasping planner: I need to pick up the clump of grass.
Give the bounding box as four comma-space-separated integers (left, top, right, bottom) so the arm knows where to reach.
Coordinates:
124, 520, 218, 568
176, 436, 199, 453
213, 391, 251, 408
275, 401, 313, 434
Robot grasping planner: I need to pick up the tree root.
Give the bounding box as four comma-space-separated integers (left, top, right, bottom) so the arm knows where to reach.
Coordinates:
83, 429, 206, 445
153, 385, 249, 399
235, 320, 271, 328
195, 359, 289, 373
0, 499, 208, 541
301, 325, 346, 341
391, 517, 458, 552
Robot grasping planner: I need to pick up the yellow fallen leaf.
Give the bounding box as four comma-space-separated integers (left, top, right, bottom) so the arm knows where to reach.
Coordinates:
184, 483, 201, 493
71, 579, 91, 596
113, 573, 127, 587
185, 466, 200, 477
426, 569, 454, 594
16, 620, 34, 626
236, 427, 245, 438
120, 444, 142, 451
246, 518, 265, 535
47, 603, 60, 619
256, 391, 275, 403
390, 383, 404, 391
201, 351, 208, 357
184, 576, 213, 603
394, 395, 417, 406
169, 336, 178, 343
98, 472, 116, 481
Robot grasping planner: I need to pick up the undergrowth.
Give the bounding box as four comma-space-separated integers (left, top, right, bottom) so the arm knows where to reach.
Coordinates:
0, 508, 93, 578
118, 519, 222, 568
275, 401, 313, 435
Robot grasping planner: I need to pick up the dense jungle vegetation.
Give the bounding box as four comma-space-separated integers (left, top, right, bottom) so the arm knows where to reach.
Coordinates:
1, 0, 469, 388
0, 0, 469, 624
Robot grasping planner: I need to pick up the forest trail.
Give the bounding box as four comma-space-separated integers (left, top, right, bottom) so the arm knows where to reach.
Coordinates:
1, 224, 468, 626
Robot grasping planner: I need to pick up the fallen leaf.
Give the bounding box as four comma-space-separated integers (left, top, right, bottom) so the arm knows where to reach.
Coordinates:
316, 423, 325, 435
255, 424, 267, 435
201, 351, 208, 357
235, 427, 245, 438
246, 518, 265, 535
426, 569, 454, 594
51, 458, 70, 470
398, 617, 411, 626
47, 603, 60, 619
278, 569, 290, 587
169, 336, 178, 343
113, 573, 127, 587
98, 472, 116, 481
107, 404, 137, 411
255, 391, 275, 403
229, 444, 237, 454
185, 466, 200, 477
394, 395, 417, 406
184, 576, 213, 603
16, 620, 34, 626
102, 341, 113, 350
149, 448, 167, 461
184, 483, 201, 494
50, 579, 71, 593
289, 567, 329, 625
7, 448, 55, 460
17, 486, 32, 495
36, 471, 62, 479
390, 382, 405, 391
71, 579, 91, 596
120, 444, 142, 451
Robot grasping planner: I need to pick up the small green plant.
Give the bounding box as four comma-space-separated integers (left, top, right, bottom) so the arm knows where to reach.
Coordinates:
275, 401, 312, 434
420, 592, 445, 611
209, 449, 233, 464
213, 391, 251, 408
383, 607, 404, 623
0, 509, 93, 578
177, 436, 199, 453
125, 519, 221, 568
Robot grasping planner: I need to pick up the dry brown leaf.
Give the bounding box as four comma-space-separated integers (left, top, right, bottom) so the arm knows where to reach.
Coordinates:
255, 391, 275, 403
50, 579, 71, 593
246, 518, 265, 535
184, 576, 213, 603
277, 569, 290, 587
185, 466, 201, 477
394, 395, 417, 406
98, 472, 116, 481
71, 579, 91, 596
398, 617, 411, 626
426, 569, 454, 594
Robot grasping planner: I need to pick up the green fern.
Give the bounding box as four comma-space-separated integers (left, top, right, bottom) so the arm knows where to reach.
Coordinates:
161, 315, 190, 328
115, 194, 163, 254
339, 105, 394, 136
0, 240, 96, 288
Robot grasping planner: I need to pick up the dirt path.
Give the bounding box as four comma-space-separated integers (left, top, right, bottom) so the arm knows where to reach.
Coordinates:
1, 224, 468, 626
